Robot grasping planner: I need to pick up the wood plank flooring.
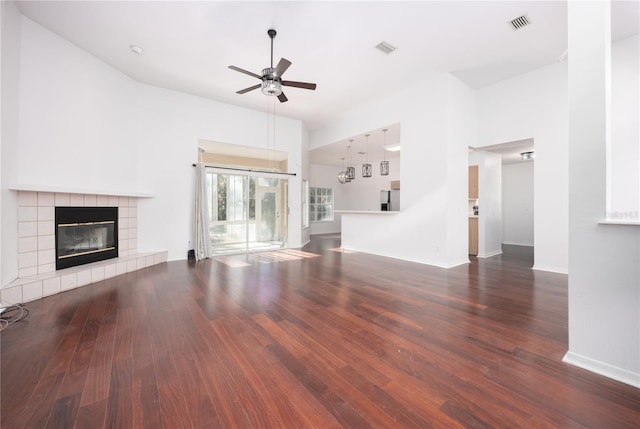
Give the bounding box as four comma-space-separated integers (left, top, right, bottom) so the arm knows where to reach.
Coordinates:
2, 236, 639, 428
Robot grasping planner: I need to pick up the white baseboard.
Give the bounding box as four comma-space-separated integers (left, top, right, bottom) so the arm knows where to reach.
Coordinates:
563, 351, 640, 388
502, 241, 534, 247
300, 239, 311, 247
477, 250, 503, 258
340, 246, 470, 269
532, 265, 568, 275
444, 259, 472, 269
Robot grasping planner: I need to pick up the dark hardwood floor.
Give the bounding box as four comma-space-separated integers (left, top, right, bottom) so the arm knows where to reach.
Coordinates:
2, 236, 639, 428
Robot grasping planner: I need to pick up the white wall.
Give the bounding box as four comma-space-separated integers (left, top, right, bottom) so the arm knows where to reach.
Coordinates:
17, 17, 138, 193
477, 62, 568, 273
476, 31, 638, 274
476, 151, 502, 257
10, 16, 305, 269
311, 74, 474, 268
1, 0, 21, 287
502, 162, 534, 246
610, 34, 639, 216
565, 1, 640, 388
446, 76, 477, 263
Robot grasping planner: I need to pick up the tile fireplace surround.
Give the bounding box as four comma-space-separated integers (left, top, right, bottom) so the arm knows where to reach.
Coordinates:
1, 190, 167, 305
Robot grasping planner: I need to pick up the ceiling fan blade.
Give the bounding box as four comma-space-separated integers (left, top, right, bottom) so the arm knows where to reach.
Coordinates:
274, 58, 292, 77
228, 65, 262, 80
236, 84, 261, 94
282, 81, 317, 90
277, 92, 288, 103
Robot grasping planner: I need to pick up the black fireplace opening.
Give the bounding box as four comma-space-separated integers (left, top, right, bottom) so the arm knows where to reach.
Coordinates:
55, 207, 118, 270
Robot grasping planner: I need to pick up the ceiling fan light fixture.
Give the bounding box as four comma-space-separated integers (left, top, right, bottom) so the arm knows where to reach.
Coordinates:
261, 79, 282, 96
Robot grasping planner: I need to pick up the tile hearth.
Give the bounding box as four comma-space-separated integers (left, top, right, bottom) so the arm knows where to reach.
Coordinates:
1, 190, 167, 306
2, 251, 168, 305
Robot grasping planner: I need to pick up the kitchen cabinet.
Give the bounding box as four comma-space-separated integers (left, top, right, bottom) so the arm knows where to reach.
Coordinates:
469, 217, 478, 256
469, 165, 479, 255
469, 165, 478, 199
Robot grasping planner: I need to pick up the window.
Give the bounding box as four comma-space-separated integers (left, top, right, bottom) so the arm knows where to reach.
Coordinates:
302, 180, 309, 228
205, 170, 289, 254
310, 187, 334, 222
207, 173, 246, 222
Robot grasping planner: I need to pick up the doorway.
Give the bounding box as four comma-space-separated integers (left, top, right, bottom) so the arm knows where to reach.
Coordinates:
206, 171, 288, 255
256, 178, 282, 244
469, 138, 535, 262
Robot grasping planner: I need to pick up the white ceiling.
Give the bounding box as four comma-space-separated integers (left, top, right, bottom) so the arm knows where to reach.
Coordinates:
14, 0, 639, 164
479, 138, 535, 165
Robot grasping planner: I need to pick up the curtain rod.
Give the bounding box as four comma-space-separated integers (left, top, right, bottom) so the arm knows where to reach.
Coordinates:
192, 163, 296, 176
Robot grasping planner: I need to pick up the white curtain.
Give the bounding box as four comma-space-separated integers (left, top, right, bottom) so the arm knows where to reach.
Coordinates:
194, 163, 212, 260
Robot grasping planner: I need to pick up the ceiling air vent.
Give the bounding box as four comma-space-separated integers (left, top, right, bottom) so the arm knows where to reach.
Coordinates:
375, 41, 397, 54
509, 14, 531, 31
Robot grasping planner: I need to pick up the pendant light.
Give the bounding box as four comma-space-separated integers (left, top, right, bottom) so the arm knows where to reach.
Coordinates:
346, 140, 356, 180
380, 129, 389, 176
337, 141, 353, 184
337, 156, 348, 184
362, 134, 372, 178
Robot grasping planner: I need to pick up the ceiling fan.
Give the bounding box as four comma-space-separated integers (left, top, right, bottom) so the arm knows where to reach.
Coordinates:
228, 29, 316, 103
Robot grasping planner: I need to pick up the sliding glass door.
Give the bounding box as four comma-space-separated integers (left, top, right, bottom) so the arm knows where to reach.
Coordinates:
206, 170, 288, 255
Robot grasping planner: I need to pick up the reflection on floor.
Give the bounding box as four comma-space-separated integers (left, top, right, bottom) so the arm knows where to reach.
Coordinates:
211, 240, 283, 255
328, 247, 358, 254
214, 256, 251, 268
214, 248, 321, 267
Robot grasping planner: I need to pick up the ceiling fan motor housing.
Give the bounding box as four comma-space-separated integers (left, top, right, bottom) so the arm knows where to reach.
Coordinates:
262, 68, 278, 79
261, 68, 282, 96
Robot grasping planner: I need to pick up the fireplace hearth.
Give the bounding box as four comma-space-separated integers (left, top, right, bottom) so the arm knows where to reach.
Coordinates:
56, 207, 118, 270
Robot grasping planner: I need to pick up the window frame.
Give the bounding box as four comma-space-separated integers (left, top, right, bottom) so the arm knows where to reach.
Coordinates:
309, 186, 334, 223
302, 180, 309, 228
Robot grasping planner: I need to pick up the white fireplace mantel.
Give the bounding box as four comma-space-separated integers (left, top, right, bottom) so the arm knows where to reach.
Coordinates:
9, 184, 156, 198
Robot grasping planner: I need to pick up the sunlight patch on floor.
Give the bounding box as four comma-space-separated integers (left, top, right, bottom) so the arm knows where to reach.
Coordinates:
329, 247, 358, 254
215, 249, 320, 267
214, 256, 251, 267
253, 249, 321, 264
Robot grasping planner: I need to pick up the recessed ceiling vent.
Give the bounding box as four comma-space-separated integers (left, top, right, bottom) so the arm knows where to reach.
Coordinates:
375, 41, 397, 54
509, 14, 531, 31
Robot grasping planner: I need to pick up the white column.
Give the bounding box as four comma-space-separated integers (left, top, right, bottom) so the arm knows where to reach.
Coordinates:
565, 0, 640, 387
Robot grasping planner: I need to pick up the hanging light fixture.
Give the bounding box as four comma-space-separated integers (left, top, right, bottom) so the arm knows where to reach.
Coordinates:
362, 134, 372, 178
346, 140, 356, 180
337, 140, 354, 184
380, 129, 389, 176
337, 157, 348, 184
